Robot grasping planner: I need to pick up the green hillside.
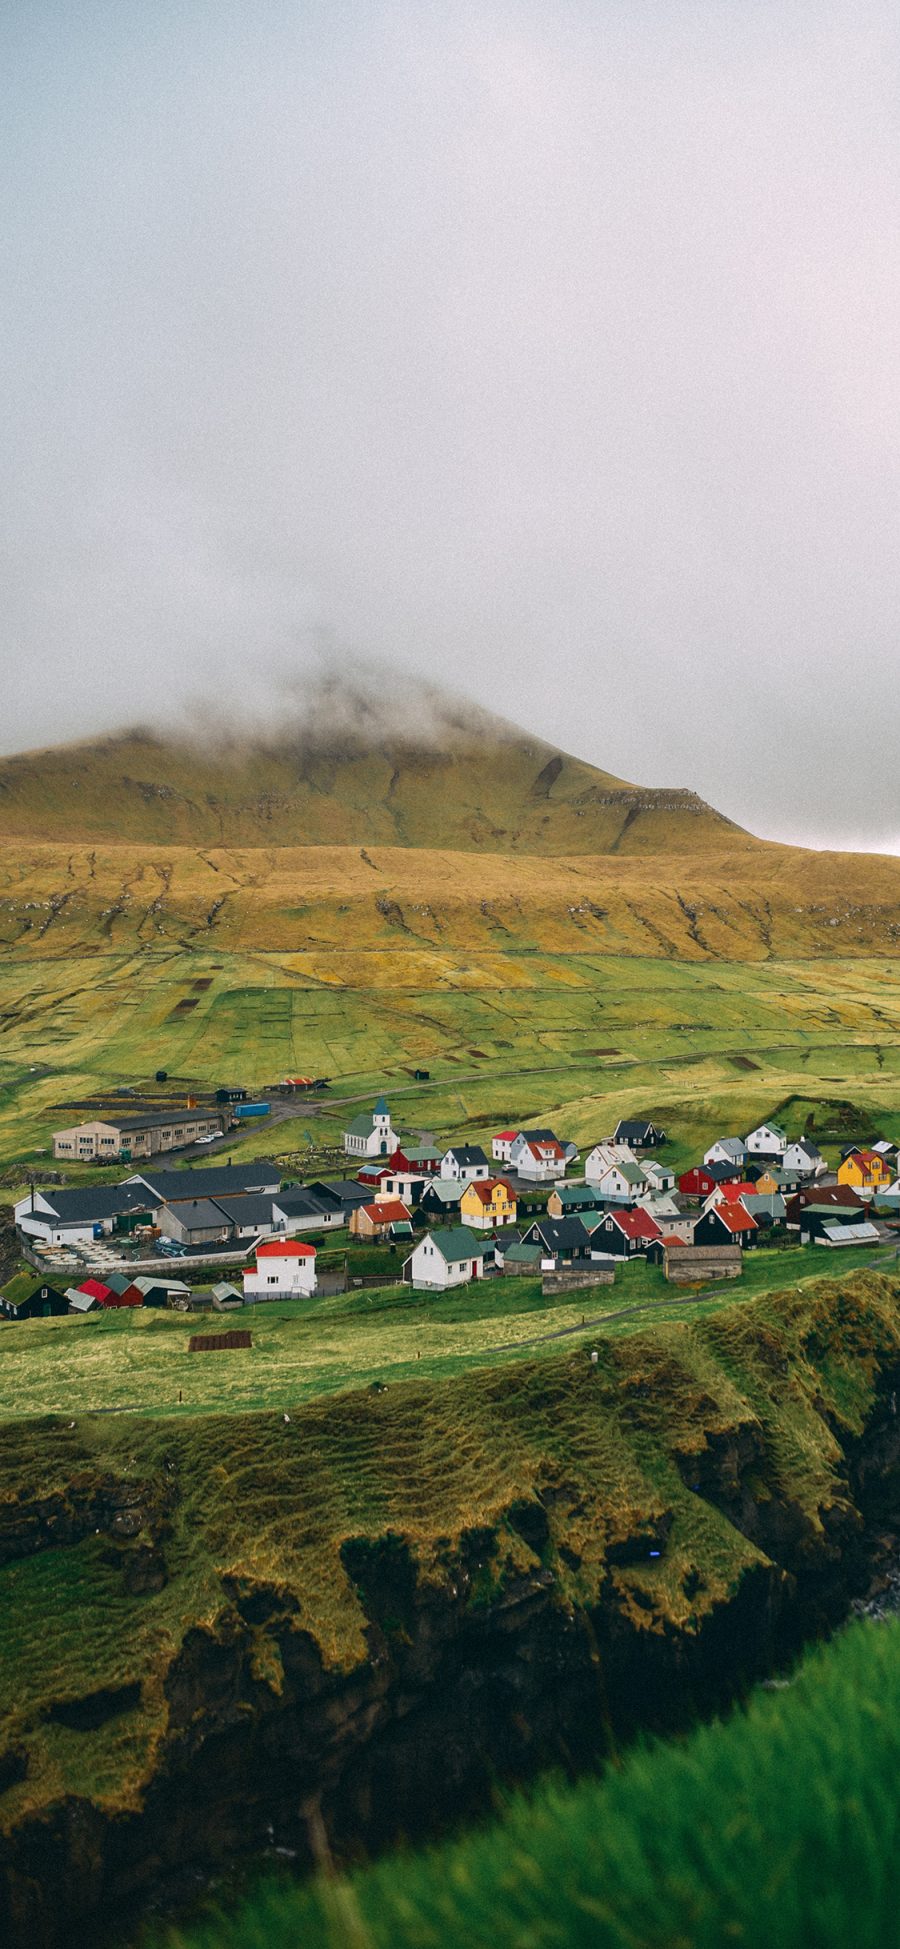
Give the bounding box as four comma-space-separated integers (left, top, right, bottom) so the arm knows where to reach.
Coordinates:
0, 713, 745, 854
0, 688, 898, 1169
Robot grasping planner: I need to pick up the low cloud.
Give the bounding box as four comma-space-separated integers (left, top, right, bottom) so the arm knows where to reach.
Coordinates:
2, 2, 899, 850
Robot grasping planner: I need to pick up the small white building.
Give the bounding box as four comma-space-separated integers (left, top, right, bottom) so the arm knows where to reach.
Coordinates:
509, 1134, 566, 1182
782, 1139, 825, 1177
243, 1239, 317, 1301
703, 1138, 747, 1169
584, 1142, 638, 1183
439, 1146, 490, 1183
491, 1129, 519, 1163
342, 1098, 398, 1159
376, 1170, 428, 1203
642, 1158, 676, 1193
403, 1227, 485, 1291
745, 1121, 787, 1158
588, 1161, 648, 1204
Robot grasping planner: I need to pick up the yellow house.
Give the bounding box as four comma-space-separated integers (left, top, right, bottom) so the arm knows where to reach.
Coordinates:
460, 1178, 517, 1232
753, 1170, 781, 1197
838, 1150, 892, 1190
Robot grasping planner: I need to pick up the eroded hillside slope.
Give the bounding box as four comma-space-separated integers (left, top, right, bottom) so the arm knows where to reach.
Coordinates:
2, 1271, 900, 1946
2, 838, 900, 960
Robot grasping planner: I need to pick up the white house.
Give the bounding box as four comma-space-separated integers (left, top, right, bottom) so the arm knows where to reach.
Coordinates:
403, 1227, 485, 1291
745, 1121, 787, 1158
509, 1134, 566, 1182
243, 1239, 317, 1301
491, 1129, 519, 1163
439, 1146, 490, 1183
342, 1098, 398, 1159
584, 1142, 638, 1183
703, 1137, 747, 1169
782, 1139, 825, 1177
14, 1185, 152, 1246
642, 1158, 676, 1194
589, 1161, 648, 1204
376, 1170, 428, 1203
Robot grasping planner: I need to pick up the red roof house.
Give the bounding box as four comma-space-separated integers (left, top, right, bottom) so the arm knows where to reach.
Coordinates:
255, 1239, 316, 1258
594, 1206, 662, 1257
77, 1277, 114, 1304
695, 1202, 758, 1247
349, 1198, 412, 1237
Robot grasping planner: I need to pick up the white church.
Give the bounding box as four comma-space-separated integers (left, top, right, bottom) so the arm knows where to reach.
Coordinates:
342, 1097, 399, 1159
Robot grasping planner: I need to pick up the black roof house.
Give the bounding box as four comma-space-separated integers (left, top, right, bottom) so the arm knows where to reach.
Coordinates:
521, 1216, 590, 1261
130, 1161, 282, 1204
613, 1120, 667, 1149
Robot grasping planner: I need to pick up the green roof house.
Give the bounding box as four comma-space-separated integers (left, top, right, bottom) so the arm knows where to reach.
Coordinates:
404, 1226, 484, 1290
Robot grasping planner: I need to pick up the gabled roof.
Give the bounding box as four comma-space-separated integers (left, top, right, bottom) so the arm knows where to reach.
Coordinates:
132, 1275, 190, 1295
502, 1240, 543, 1264
163, 1198, 229, 1229
494, 1129, 519, 1142
211, 1194, 279, 1226
443, 1146, 489, 1166
273, 1190, 331, 1218
419, 1179, 461, 1203
306, 1180, 372, 1206
78, 1277, 113, 1301
604, 1207, 662, 1242
608, 1160, 645, 1186
821, 1220, 881, 1243
345, 1113, 380, 1138
747, 1120, 786, 1139
557, 1183, 605, 1207
363, 1199, 411, 1224
614, 1119, 664, 1141
426, 1226, 484, 1264
255, 1239, 315, 1258
464, 1178, 515, 1205
710, 1203, 757, 1233
21, 1185, 151, 1224
525, 1216, 590, 1251
132, 1162, 280, 1202
788, 1184, 863, 1210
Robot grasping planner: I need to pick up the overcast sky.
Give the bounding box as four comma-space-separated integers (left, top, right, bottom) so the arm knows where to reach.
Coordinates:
2, 1, 900, 850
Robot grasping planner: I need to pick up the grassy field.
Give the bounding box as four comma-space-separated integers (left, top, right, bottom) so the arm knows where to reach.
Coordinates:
165, 1610, 900, 1949
2, 1245, 898, 1421
1, 937, 899, 1178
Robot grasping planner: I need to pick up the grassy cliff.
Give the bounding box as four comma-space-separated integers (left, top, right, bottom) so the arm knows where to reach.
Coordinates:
2, 1270, 900, 1943
169, 1610, 900, 1949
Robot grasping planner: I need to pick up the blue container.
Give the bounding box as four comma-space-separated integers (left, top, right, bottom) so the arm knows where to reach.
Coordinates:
234, 1102, 270, 1119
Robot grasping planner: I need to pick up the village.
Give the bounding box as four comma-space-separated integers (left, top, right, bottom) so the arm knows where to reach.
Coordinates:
2, 1089, 899, 1322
